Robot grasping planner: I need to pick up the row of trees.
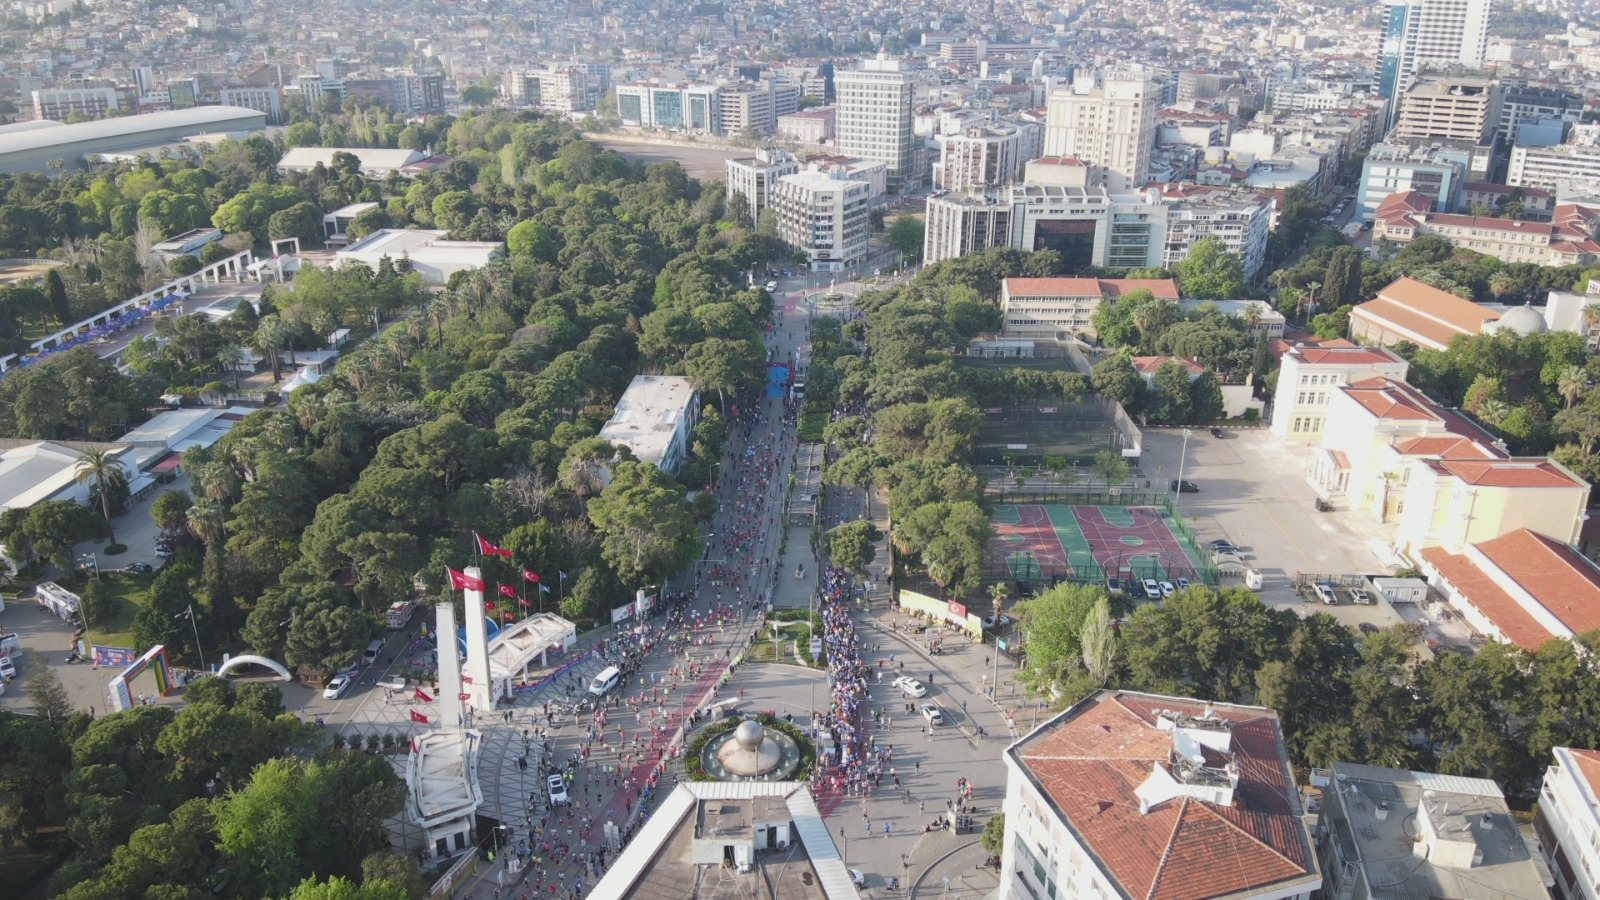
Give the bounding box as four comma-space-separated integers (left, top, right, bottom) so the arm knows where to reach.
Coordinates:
1014, 581, 1600, 807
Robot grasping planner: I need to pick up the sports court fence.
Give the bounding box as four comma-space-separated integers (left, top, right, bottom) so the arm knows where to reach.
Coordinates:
974, 395, 1142, 468
986, 492, 1222, 587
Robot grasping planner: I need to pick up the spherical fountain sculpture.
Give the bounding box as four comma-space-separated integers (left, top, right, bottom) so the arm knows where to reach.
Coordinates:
700, 717, 804, 781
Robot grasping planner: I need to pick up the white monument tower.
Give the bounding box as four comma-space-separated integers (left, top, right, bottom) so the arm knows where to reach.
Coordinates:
460, 565, 494, 715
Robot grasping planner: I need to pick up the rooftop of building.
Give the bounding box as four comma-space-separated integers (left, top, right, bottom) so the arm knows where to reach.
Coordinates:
1353, 277, 1503, 348
1552, 747, 1600, 820
1420, 526, 1599, 651
1324, 761, 1544, 900
1007, 690, 1318, 900
0, 105, 265, 155
337, 229, 503, 259
1131, 355, 1206, 376
1282, 342, 1405, 367
277, 146, 426, 170
0, 440, 131, 512
1002, 277, 1179, 299
1339, 377, 1506, 453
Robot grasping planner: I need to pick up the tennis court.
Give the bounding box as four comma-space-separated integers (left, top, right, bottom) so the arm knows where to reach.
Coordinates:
990, 503, 1211, 584
975, 399, 1125, 467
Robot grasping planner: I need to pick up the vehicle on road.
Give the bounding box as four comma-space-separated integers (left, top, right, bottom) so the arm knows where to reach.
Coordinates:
0, 656, 14, 680
1209, 427, 1226, 438
981, 614, 1014, 630
118, 563, 153, 574
1171, 479, 1199, 493
1158, 581, 1176, 598
850, 870, 867, 889
548, 774, 569, 806
920, 702, 945, 726
893, 675, 927, 697
1350, 588, 1371, 604
323, 675, 353, 700
764, 280, 778, 292
589, 665, 622, 696
377, 675, 408, 691
0, 633, 18, 655
1358, 622, 1379, 635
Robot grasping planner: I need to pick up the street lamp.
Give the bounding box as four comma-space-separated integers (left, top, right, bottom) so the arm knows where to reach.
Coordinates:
1173, 428, 1193, 508
175, 603, 206, 671
77, 553, 98, 579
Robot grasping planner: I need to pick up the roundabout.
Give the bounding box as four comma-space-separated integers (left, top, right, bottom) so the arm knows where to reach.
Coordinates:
700, 717, 805, 781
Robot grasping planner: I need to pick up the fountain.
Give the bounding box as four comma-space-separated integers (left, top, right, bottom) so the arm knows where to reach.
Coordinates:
700, 718, 804, 782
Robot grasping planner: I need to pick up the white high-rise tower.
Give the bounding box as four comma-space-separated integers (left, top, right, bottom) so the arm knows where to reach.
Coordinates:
1379, 0, 1493, 127
836, 50, 916, 194
1042, 74, 1156, 193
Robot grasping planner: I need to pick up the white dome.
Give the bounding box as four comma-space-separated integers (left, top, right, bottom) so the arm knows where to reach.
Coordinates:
1492, 306, 1547, 336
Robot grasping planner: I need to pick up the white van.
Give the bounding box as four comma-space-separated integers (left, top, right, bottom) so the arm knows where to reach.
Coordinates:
588, 665, 621, 696
361, 639, 385, 666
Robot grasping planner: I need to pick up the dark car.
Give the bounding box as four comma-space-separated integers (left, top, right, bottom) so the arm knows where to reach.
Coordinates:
1209, 427, 1225, 438
120, 563, 153, 574
1358, 622, 1379, 635
1171, 480, 1199, 493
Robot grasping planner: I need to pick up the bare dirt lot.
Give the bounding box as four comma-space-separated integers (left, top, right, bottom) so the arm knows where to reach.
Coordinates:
0, 261, 62, 285
591, 137, 747, 181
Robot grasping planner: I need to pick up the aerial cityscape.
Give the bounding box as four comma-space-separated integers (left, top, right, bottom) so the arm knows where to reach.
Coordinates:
0, 0, 1599, 898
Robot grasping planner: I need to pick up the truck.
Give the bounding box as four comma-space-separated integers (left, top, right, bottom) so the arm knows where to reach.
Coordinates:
386, 600, 415, 630
35, 581, 81, 625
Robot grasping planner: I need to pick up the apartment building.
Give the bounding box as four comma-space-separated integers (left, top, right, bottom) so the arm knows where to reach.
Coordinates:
1042, 75, 1156, 192
1269, 343, 1410, 442
725, 148, 801, 224
1535, 746, 1600, 900
835, 51, 916, 194
999, 277, 1179, 341
1373, 192, 1600, 267
1000, 690, 1320, 900
218, 85, 284, 125
1508, 142, 1600, 197
770, 165, 874, 271
932, 122, 1041, 191
718, 79, 799, 136
1379, 0, 1493, 124
504, 68, 590, 113
33, 86, 118, 120
1158, 188, 1274, 281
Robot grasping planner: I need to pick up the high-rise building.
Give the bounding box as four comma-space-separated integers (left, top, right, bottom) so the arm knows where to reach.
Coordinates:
1508, 143, 1600, 198
1391, 75, 1500, 147
1379, 0, 1493, 128
33, 87, 118, 121
219, 86, 284, 125
505, 68, 590, 113
1536, 747, 1600, 900
1042, 75, 1156, 192
770, 165, 874, 271
932, 122, 1042, 191
725, 148, 801, 224
614, 83, 723, 134
835, 51, 916, 194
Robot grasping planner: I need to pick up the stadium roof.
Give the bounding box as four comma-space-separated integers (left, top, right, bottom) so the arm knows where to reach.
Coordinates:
0, 106, 264, 156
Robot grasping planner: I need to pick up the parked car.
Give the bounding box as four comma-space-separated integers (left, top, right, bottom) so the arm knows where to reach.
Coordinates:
118, 562, 153, 574
1209, 427, 1226, 438
548, 774, 569, 806
1315, 584, 1338, 605
323, 675, 353, 700
764, 280, 778, 292
0, 656, 14, 680
981, 614, 1014, 630
1171, 479, 1199, 493
1358, 622, 1379, 635
1176, 578, 1190, 590
1158, 581, 1176, 598
1350, 588, 1371, 605
893, 676, 927, 698
920, 703, 945, 726
1142, 579, 1162, 599
377, 674, 408, 691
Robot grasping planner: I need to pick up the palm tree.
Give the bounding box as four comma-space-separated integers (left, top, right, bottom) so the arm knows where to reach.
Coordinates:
185, 497, 226, 545
1477, 399, 1512, 429
195, 461, 239, 503
215, 342, 245, 389
74, 448, 128, 545
1559, 365, 1589, 410
253, 317, 290, 382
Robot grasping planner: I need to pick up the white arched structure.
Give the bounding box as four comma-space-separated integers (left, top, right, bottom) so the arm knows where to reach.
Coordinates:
214, 654, 293, 681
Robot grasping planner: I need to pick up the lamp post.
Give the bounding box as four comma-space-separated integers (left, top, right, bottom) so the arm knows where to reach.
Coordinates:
1173, 428, 1193, 509
176, 603, 206, 671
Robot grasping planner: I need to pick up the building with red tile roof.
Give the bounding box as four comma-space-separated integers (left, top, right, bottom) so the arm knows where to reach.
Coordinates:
1269, 342, 1409, 442
1001, 690, 1321, 900
1536, 747, 1600, 900
1000, 277, 1179, 341
1419, 527, 1600, 651
1349, 277, 1502, 351
1371, 191, 1600, 268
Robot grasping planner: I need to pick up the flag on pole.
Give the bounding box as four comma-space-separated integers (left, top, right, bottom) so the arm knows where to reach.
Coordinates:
458, 693, 472, 701
522, 568, 540, 583
559, 571, 569, 580
519, 597, 532, 607
414, 687, 433, 702
484, 602, 497, 613
447, 567, 485, 592
498, 583, 517, 598
475, 534, 513, 558
410, 710, 430, 724
539, 583, 551, 593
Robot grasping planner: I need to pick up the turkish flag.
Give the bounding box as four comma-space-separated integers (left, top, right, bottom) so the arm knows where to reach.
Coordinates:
484, 602, 497, 613
519, 597, 532, 607
522, 568, 540, 583
410, 710, 429, 724
414, 687, 433, 702
459, 693, 472, 701
498, 583, 517, 598
447, 567, 485, 592
476, 534, 513, 558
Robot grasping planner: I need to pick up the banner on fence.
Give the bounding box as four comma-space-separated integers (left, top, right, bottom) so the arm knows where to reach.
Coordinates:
611, 603, 634, 623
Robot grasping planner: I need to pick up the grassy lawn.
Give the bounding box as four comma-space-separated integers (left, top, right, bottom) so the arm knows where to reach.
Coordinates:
797, 410, 827, 441
82, 574, 152, 649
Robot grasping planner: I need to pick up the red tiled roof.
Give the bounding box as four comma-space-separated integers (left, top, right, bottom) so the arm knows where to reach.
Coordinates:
1012, 692, 1316, 900
1391, 435, 1499, 459
1132, 355, 1206, 376
1338, 380, 1439, 421
1569, 749, 1600, 803
1429, 458, 1582, 488
1420, 546, 1554, 652
1285, 344, 1395, 365
1476, 529, 1600, 636
1352, 278, 1500, 350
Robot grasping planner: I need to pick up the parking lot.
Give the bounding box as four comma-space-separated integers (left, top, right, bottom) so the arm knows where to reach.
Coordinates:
1136, 426, 1412, 632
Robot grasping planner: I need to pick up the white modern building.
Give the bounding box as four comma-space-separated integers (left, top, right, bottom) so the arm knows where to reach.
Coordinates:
725, 148, 800, 224
933, 121, 1041, 191
777, 107, 835, 144
1358, 142, 1471, 219
1042, 75, 1157, 192
32, 86, 118, 120
770, 165, 874, 271
0, 441, 137, 513
1379, 0, 1493, 122
835, 51, 917, 194
1000, 690, 1320, 900
598, 375, 700, 475
277, 147, 426, 178
332, 229, 504, 285
1270, 343, 1410, 442
218, 86, 285, 125
1318, 762, 1545, 900
1508, 143, 1600, 198
503, 67, 590, 112
0, 106, 267, 175
615, 83, 722, 134
1536, 746, 1600, 900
